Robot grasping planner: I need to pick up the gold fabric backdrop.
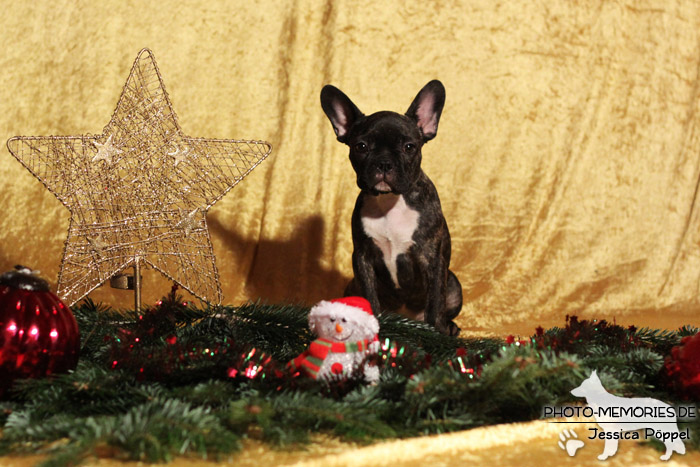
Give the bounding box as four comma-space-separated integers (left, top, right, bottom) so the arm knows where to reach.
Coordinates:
3, 1, 700, 465
2, 1, 700, 333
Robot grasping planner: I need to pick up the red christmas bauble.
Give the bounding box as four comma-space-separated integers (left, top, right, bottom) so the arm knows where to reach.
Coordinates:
665, 332, 700, 400
0, 266, 80, 397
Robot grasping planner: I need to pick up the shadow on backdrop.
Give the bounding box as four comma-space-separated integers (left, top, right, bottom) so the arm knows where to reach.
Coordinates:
208, 214, 350, 306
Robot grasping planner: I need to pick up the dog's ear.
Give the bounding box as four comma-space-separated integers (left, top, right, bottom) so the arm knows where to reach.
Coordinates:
406, 80, 445, 142
320, 85, 364, 144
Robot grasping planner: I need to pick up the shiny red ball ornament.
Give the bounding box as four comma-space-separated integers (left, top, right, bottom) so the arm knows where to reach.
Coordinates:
0, 266, 80, 397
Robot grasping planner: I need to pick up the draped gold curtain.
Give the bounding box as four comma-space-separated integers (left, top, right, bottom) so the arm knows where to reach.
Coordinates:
3, 1, 700, 336
2, 1, 700, 463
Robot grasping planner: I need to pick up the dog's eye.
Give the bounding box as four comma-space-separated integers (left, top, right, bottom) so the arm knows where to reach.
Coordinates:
354, 142, 368, 153
404, 143, 416, 152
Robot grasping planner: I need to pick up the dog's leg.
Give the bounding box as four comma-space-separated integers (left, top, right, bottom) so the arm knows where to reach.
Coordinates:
661, 444, 672, 461
674, 437, 686, 455
422, 251, 450, 335
352, 250, 383, 315
343, 277, 362, 297
445, 270, 462, 335
661, 436, 686, 460
598, 437, 618, 460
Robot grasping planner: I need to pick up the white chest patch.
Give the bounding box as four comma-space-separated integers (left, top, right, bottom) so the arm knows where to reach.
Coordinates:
360, 194, 419, 287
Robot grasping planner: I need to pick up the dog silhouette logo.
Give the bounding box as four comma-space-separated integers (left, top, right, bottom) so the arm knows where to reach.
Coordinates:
570, 370, 686, 461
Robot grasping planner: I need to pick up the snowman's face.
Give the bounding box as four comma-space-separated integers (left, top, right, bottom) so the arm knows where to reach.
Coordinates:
311, 310, 375, 342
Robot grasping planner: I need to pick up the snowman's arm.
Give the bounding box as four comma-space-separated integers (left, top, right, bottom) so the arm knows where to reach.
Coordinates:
288, 350, 310, 371
364, 361, 380, 383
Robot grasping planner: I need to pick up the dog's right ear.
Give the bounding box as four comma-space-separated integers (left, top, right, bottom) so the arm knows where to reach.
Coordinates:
320, 85, 364, 144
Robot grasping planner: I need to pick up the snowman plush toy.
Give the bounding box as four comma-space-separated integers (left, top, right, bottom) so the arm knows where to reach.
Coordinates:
289, 296, 380, 383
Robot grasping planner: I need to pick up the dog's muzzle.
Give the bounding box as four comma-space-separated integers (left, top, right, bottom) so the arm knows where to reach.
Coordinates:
370, 159, 397, 193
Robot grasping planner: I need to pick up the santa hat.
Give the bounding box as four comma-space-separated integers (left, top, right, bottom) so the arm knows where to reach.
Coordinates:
309, 296, 379, 335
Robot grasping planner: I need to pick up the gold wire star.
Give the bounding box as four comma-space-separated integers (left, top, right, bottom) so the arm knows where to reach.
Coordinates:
7, 49, 271, 306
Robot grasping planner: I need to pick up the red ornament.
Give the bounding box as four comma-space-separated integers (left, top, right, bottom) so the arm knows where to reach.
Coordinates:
0, 266, 79, 397
331, 362, 344, 375
665, 332, 700, 400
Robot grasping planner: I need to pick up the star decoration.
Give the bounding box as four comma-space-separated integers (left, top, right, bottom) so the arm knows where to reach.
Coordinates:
7, 49, 272, 306
92, 135, 122, 164
168, 145, 191, 167
176, 208, 200, 237
86, 234, 108, 258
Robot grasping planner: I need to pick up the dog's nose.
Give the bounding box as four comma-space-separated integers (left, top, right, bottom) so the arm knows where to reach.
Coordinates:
335, 323, 343, 333
377, 160, 393, 172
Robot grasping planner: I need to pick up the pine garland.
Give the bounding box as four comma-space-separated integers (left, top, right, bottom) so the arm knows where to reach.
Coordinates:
1, 290, 698, 466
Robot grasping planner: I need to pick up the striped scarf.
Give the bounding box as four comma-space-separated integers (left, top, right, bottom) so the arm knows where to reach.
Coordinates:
288, 336, 378, 379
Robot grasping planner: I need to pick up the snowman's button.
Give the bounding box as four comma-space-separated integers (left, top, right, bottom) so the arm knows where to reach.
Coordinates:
331, 362, 343, 374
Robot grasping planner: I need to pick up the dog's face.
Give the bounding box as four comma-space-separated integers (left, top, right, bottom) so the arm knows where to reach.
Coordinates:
320, 81, 445, 195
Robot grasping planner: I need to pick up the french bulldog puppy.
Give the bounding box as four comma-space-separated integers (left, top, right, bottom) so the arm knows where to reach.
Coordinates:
320, 80, 462, 336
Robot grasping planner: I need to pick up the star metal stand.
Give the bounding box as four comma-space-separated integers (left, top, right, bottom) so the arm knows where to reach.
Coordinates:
109, 257, 142, 312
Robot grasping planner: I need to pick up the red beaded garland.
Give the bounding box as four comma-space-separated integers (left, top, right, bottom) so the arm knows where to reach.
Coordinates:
0, 267, 79, 397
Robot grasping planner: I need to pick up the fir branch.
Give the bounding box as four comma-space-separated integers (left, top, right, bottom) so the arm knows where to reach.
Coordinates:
377, 312, 502, 362
8, 363, 151, 418
1, 299, 697, 466
1, 398, 240, 466
678, 325, 700, 337
226, 388, 397, 445
224, 302, 313, 361
634, 327, 681, 354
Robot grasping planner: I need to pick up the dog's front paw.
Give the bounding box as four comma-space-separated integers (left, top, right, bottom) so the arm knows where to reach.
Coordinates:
447, 321, 461, 337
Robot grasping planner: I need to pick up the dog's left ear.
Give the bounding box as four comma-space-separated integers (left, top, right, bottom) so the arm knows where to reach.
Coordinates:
406, 80, 445, 142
